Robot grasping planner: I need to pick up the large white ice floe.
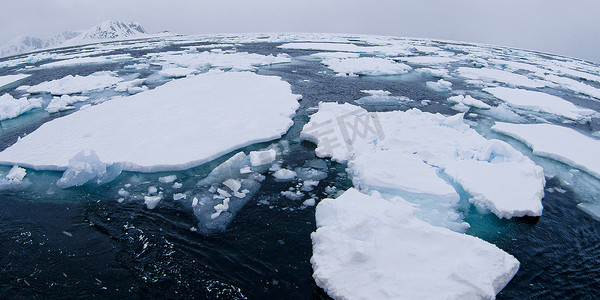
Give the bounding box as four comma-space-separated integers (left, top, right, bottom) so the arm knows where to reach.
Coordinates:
484, 87, 596, 121
492, 122, 600, 179
23, 71, 123, 95
321, 57, 412, 77
147, 50, 291, 72
457, 67, 545, 88
301, 103, 544, 222
0, 74, 30, 88
0, 71, 300, 172
0, 93, 42, 120
311, 188, 520, 300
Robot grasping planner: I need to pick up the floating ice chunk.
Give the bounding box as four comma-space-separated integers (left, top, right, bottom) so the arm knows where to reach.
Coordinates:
158, 175, 177, 184
223, 178, 241, 193
0, 71, 300, 172
114, 78, 147, 94
321, 57, 412, 77
211, 198, 230, 219
312, 188, 520, 300
249, 149, 277, 166
5, 165, 26, 183
173, 193, 187, 201
118, 188, 129, 197
398, 55, 458, 65
300, 180, 319, 192
148, 51, 291, 72
484, 87, 596, 120
46, 95, 89, 113
273, 168, 297, 181
457, 67, 545, 88
492, 122, 600, 179
56, 150, 123, 189
360, 90, 391, 97
144, 192, 163, 209
148, 186, 158, 195
278, 42, 411, 56
281, 190, 304, 200
0, 74, 30, 88
309, 52, 360, 60
172, 182, 183, 189
25, 71, 123, 95
545, 75, 600, 99
447, 95, 491, 110
426, 78, 452, 92
302, 103, 545, 221
415, 68, 450, 78
37, 54, 133, 68
0, 93, 42, 120
302, 198, 316, 206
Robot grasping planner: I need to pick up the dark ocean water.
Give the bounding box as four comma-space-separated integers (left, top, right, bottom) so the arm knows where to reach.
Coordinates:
0, 40, 599, 299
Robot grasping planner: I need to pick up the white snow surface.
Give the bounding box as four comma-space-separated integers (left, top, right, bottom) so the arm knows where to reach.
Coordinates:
492, 122, 600, 179
0, 93, 42, 120
0, 74, 30, 88
0, 71, 300, 172
24, 71, 123, 95
311, 188, 520, 300
484, 87, 596, 120
148, 50, 291, 72
457, 67, 545, 88
301, 103, 544, 221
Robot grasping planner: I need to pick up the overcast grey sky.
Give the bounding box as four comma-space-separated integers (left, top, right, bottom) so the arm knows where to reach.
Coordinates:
1, 0, 599, 63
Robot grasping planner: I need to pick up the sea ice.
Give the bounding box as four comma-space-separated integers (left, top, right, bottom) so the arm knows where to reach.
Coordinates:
426, 78, 452, 92
45, 95, 89, 113
311, 188, 520, 299
457, 67, 545, 88
56, 150, 123, 189
0, 93, 42, 120
492, 122, 600, 179
0, 74, 30, 88
447, 95, 491, 110
0, 71, 300, 172
273, 168, 297, 181
24, 71, 123, 95
148, 50, 291, 72
36, 54, 132, 68
321, 57, 412, 77
545, 74, 600, 99
249, 149, 277, 167
302, 103, 545, 221
484, 87, 596, 120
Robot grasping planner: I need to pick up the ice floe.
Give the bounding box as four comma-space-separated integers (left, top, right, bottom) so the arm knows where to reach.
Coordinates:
311, 188, 520, 300
301, 103, 544, 222
0, 93, 42, 120
147, 50, 291, 72
0, 71, 300, 172
0, 74, 30, 88
484, 87, 596, 120
45, 95, 89, 113
321, 57, 412, 76
492, 122, 600, 179
23, 71, 123, 95
457, 67, 545, 88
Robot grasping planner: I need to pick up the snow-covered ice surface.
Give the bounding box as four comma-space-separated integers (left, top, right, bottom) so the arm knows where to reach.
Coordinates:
492, 123, 600, 179
0, 32, 600, 299
301, 103, 545, 222
0, 74, 30, 88
484, 87, 597, 121
312, 188, 519, 300
0, 71, 300, 172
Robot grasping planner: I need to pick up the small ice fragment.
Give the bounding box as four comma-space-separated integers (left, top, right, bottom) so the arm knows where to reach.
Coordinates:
144, 193, 163, 209
211, 198, 230, 219
303, 198, 316, 206
158, 175, 177, 183
173, 193, 187, 201
148, 186, 158, 195
172, 182, 183, 189
273, 168, 296, 181
249, 149, 277, 166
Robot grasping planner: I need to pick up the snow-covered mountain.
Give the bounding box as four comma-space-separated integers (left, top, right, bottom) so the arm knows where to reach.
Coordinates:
0, 20, 149, 58
0, 31, 81, 58
62, 20, 148, 46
